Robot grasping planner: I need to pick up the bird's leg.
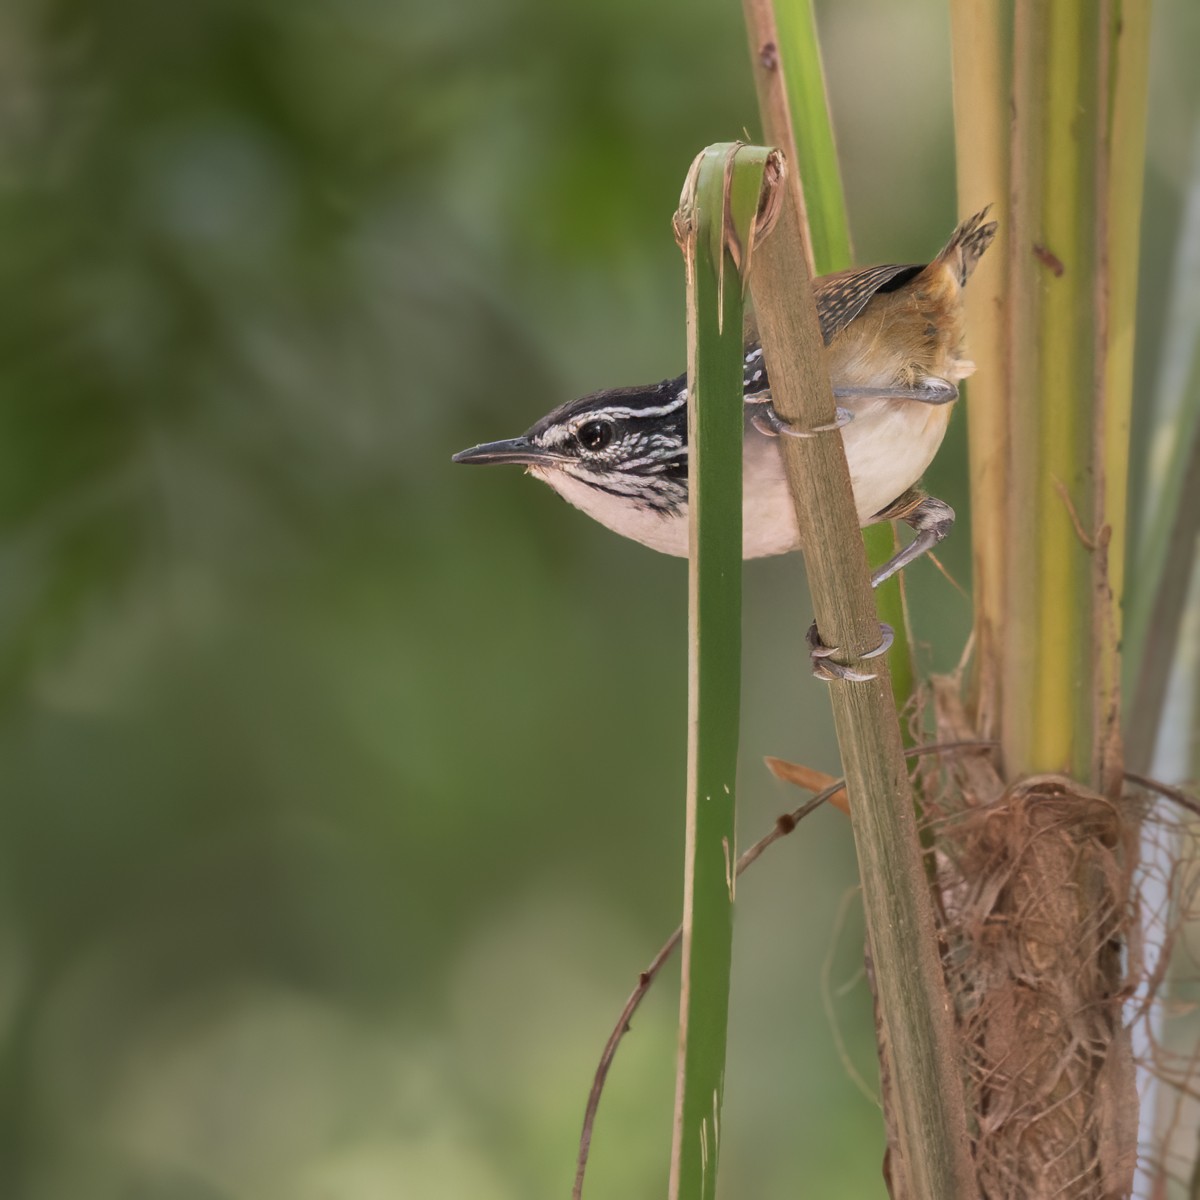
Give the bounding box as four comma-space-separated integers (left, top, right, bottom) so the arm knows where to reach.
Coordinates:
752, 378, 957, 441
832, 378, 959, 406
868, 490, 955, 588
749, 401, 854, 439
805, 489, 953, 682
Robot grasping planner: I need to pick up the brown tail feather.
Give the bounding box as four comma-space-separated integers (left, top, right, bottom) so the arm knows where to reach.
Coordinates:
938, 206, 998, 285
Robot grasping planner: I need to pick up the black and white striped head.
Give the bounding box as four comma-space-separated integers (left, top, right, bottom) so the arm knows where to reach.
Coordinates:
453, 378, 690, 515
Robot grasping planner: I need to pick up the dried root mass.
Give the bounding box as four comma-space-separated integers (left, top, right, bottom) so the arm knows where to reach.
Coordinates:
903, 680, 1200, 1200
923, 769, 1139, 1198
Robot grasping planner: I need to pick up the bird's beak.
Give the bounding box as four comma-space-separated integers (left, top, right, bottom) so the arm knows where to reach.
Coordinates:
452, 436, 562, 467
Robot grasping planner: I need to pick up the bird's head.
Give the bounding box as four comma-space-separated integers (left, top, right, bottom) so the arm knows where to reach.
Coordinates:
452, 381, 689, 516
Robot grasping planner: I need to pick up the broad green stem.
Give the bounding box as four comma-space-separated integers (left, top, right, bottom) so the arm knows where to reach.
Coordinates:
742, 0, 913, 708
1125, 124, 1200, 770
770, 0, 852, 272
1126, 359, 1200, 768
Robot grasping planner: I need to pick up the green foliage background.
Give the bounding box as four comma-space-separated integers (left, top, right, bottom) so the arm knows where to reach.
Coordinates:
0, 1, 1195, 1197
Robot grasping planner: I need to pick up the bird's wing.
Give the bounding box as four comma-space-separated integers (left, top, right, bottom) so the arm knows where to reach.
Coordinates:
742, 345, 771, 401
813, 262, 924, 345
741, 261, 927, 400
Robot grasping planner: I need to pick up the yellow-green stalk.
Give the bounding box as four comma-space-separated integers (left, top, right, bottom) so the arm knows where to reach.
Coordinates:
950, 0, 1013, 735
1001, 0, 1149, 794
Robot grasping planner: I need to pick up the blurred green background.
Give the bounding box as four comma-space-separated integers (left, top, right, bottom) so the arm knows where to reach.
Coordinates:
0, 1, 1196, 1197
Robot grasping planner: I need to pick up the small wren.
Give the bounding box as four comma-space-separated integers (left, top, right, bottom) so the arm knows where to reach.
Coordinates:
454, 209, 996, 628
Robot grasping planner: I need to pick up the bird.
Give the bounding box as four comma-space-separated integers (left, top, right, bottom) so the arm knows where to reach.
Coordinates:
453, 208, 997, 676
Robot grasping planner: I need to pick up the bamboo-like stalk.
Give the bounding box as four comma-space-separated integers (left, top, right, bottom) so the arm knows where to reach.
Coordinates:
956, 2, 1150, 788
1004, 0, 1102, 783
742, 0, 914, 708
1000, 0, 1146, 795
748, 159, 976, 1200
667, 143, 776, 1200
949, 0, 1013, 737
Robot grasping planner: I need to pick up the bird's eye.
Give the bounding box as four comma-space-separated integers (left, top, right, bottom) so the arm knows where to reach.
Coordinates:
577, 419, 614, 451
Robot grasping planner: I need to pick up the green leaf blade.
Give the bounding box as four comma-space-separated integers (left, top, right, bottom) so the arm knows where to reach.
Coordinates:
669, 142, 770, 1200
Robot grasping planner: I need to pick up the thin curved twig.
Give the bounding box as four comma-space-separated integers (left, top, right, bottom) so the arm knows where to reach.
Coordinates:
820, 884, 880, 1106
1125, 770, 1200, 819
572, 737, 999, 1199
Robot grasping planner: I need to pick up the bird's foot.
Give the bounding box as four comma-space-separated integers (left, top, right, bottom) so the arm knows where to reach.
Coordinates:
806, 621, 894, 683
750, 401, 854, 439
869, 493, 955, 588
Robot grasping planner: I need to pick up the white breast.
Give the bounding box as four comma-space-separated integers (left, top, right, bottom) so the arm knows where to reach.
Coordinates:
842, 397, 955, 524
739, 399, 955, 557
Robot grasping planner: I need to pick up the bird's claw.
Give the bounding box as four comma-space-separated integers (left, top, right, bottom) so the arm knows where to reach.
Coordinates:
751, 402, 854, 439
806, 621, 894, 683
